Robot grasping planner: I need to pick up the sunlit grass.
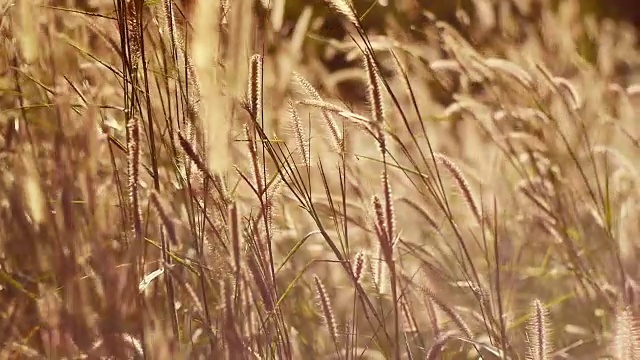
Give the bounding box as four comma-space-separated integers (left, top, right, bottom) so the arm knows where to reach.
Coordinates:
0, 0, 638, 358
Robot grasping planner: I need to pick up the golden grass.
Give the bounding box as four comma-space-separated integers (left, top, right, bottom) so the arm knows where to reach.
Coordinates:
0, 0, 639, 358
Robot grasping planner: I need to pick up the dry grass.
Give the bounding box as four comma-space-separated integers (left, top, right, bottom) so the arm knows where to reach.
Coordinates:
1, 0, 639, 358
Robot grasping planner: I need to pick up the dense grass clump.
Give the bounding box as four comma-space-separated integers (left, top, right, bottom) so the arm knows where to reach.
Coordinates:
1, 0, 639, 358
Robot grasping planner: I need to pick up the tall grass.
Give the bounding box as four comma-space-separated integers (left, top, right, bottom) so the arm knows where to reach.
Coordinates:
0, 0, 639, 358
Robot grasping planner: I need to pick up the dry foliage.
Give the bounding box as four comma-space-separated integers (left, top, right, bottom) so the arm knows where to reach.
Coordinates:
0, 0, 639, 358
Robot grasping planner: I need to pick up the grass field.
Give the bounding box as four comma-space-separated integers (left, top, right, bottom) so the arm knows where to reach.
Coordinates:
1, 0, 639, 358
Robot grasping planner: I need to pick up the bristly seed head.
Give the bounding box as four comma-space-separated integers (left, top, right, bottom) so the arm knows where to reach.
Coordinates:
293, 72, 343, 153
287, 100, 310, 168
526, 299, 552, 360
313, 275, 338, 346
248, 54, 263, 121
126, 115, 141, 238
433, 153, 483, 226
324, 0, 361, 30
381, 169, 396, 248
612, 306, 639, 360
364, 51, 385, 126
352, 251, 365, 284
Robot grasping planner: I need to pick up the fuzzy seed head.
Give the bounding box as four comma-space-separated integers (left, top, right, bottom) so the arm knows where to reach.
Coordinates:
526, 299, 552, 360
313, 275, 338, 345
